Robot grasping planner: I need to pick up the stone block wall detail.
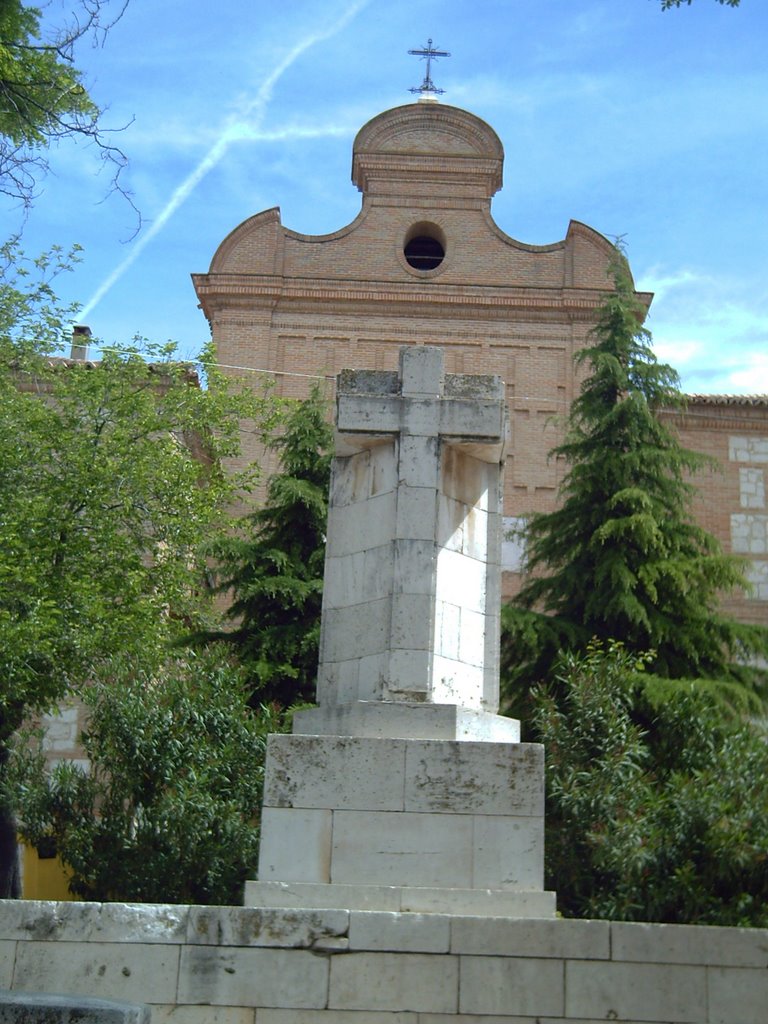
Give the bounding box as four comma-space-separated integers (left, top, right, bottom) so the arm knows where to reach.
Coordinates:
2, 900, 767, 1023
730, 435, 768, 601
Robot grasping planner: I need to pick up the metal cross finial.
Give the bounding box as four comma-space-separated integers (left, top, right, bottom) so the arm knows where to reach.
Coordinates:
408, 38, 451, 97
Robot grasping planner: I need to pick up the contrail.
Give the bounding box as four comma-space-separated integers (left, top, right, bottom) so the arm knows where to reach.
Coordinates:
78, 0, 369, 324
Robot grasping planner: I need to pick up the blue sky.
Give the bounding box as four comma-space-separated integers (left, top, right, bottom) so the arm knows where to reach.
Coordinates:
12, 0, 768, 394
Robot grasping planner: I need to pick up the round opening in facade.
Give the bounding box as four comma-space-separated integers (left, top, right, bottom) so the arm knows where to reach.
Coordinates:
403, 223, 446, 272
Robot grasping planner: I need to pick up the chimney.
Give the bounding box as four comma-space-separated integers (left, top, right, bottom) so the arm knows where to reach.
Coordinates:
70, 325, 91, 361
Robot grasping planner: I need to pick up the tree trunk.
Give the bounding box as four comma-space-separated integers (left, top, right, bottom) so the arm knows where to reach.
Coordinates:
0, 745, 21, 898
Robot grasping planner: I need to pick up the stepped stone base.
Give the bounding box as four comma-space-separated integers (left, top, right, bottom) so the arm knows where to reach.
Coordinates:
251, 732, 548, 914
293, 701, 520, 741
243, 879, 556, 916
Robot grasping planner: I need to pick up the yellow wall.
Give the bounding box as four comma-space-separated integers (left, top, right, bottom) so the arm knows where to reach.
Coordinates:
21, 843, 74, 901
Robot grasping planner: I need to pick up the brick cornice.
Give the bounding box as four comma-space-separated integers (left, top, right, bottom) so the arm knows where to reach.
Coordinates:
193, 273, 614, 324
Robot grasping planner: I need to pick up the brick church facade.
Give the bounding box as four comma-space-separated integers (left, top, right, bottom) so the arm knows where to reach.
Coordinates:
193, 99, 767, 626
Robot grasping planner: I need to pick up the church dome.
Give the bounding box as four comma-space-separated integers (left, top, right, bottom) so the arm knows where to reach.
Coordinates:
351, 102, 504, 201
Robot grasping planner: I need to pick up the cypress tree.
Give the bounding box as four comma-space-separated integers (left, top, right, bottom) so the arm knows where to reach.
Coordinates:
202, 386, 333, 708
502, 249, 768, 701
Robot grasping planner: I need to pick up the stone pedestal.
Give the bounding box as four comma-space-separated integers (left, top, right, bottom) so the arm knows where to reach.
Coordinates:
245, 347, 554, 916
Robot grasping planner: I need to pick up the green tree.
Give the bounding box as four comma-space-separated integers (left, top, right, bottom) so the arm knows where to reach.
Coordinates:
200, 386, 333, 708
1, 1, 131, 211
9, 649, 281, 904
0, 241, 273, 893
501, 250, 767, 709
660, 1, 739, 8
534, 642, 768, 926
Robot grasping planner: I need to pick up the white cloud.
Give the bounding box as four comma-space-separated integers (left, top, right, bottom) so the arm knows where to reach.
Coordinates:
636, 264, 768, 395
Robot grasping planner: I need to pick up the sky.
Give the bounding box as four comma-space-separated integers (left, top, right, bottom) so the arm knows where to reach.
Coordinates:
9, 0, 768, 394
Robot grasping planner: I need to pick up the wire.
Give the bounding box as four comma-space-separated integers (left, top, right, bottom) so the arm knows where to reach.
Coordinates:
71, 347, 768, 420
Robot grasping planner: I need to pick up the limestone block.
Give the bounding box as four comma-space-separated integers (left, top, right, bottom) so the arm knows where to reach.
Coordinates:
186, 906, 348, 949
258, 1012, 417, 1024
731, 513, 768, 555
746, 559, 768, 600
442, 448, 496, 508
336, 395, 400, 436
435, 601, 460, 661
565, 961, 706, 1023
501, 518, 528, 572
348, 912, 450, 953
320, 599, 391, 662
177, 947, 328, 1009
458, 955, 564, 1017
257, 808, 331, 883
400, 346, 444, 397
331, 445, 397, 508
262, 735, 406, 812
316, 657, 361, 704
243, 881, 402, 912
457, 609, 486, 667
398, 435, 440, 489
391, 593, 434, 651
472, 815, 544, 890
400, 398, 441, 438
740, 467, 766, 509
435, 549, 485, 611
398, 888, 555, 917
430, 660, 484, 707
326, 491, 396, 558
403, 741, 544, 816
12, 940, 180, 1003
243, 880, 556, 917
392, 540, 438, 596
0, 939, 15, 987
440, 401, 505, 446
152, 1007, 254, 1024
383, 650, 431, 700
708, 966, 768, 1024
291, 703, 520, 742
437, 498, 489, 562
395, 485, 438, 541
356, 653, 391, 700
329, 952, 458, 1013
611, 920, 768, 967
0, 901, 188, 944
322, 547, 395, 610
450, 916, 609, 959
730, 435, 768, 463
330, 810, 473, 888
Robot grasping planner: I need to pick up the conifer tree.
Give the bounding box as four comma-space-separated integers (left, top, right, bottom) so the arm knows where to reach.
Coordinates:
202, 386, 333, 708
502, 249, 767, 702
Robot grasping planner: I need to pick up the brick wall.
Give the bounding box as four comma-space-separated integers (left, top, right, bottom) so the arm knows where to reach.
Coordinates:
193, 99, 767, 622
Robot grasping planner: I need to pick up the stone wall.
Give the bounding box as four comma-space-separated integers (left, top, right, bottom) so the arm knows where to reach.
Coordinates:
1, 900, 766, 1023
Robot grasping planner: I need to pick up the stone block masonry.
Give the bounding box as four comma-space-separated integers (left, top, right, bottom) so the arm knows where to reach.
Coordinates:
246, 346, 552, 917
2, 900, 767, 1023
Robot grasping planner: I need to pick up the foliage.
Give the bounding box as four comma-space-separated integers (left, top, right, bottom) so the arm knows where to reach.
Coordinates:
8, 649, 283, 904
0, 0, 131, 213
0, 241, 274, 892
660, 1, 739, 8
199, 385, 333, 708
501, 249, 768, 712
534, 642, 768, 926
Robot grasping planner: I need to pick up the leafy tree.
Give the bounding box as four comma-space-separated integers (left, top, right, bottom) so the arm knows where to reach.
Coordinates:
1, 1, 132, 212
660, 1, 739, 8
8, 649, 282, 904
0, 241, 273, 893
200, 385, 333, 708
501, 250, 768, 709
534, 642, 768, 926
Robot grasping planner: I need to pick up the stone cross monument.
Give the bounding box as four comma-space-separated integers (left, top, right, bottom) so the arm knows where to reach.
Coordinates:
245, 346, 553, 917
